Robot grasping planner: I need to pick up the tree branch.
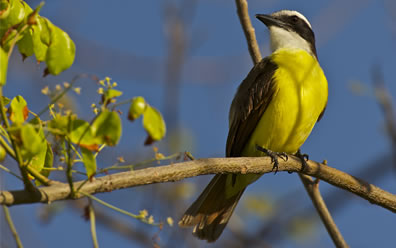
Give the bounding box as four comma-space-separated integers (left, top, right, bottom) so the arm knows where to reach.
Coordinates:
235, 0, 262, 64
298, 174, 348, 248
1, 157, 396, 213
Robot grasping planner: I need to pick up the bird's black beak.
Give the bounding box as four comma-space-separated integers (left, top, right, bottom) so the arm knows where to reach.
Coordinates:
255, 14, 285, 28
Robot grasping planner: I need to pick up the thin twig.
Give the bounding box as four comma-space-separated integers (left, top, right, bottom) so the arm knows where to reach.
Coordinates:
70, 200, 153, 245
298, 174, 348, 248
81, 192, 160, 226
371, 65, 396, 166
66, 115, 75, 198
102, 152, 183, 171
2, 205, 23, 248
88, 200, 99, 248
235, 0, 262, 64
36, 74, 98, 118
0, 164, 23, 181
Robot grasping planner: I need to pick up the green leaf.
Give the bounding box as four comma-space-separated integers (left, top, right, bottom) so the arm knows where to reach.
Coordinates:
128, 96, 146, 121
18, 15, 49, 61
0, 47, 8, 86
1, 1, 75, 75
48, 115, 100, 150
105, 89, 123, 99
14, 2, 38, 57
0, 1, 33, 52
142, 105, 166, 144
9, 95, 28, 124
28, 137, 47, 177
34, 16, 49, 61
1, 96, 10, 105
47, 114, 68, 135
16, 28, 34, 57
20, 123, 44, 158
0, 0, 11, 19
27, 117, 51, 181
0, 0, 26, 39
44, 18, 75, 75
68, 119, 99, 151
81, 147, 96, 178
41, 142, 53, 177
1, 29, 19, 52
34, 141, 53, 186
38, 15, 50, 46
91, 110, 122, 146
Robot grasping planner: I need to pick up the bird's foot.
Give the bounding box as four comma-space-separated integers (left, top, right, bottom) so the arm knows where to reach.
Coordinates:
255, 145, 288, 174
295, 149, 309, 171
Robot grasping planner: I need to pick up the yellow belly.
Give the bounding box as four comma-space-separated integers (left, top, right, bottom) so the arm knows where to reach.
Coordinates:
242, 49, 328, 156
225, 49, 328, 196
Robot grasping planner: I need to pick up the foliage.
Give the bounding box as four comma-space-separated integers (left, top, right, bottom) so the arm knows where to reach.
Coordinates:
0, 0, 75, 84
0, 0, 166, 208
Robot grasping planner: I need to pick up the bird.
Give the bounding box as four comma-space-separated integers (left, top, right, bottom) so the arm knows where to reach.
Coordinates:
179, 10, 328, 242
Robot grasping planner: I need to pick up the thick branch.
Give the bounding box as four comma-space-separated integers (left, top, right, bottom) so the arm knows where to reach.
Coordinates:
1, 157, 396, 213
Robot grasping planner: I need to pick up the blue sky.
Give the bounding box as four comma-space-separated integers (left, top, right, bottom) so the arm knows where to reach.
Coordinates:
1, 0, 396, 247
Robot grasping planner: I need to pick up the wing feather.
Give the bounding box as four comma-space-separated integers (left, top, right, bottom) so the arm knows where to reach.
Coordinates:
226, 58, 278, 157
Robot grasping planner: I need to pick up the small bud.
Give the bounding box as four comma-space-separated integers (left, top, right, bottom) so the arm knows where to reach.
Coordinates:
139, 209, 148, 218
166, 217, 174, 227
148, 215, 154, 224
105, 77, 111, 84
41, 86, 49, 95
73, 87, 81, 94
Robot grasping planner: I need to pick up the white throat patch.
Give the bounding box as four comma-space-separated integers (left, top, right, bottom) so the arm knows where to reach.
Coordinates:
269, 26, 313, 55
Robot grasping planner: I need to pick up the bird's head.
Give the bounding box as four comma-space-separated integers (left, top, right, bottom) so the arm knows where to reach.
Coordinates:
256, 10, 317, 57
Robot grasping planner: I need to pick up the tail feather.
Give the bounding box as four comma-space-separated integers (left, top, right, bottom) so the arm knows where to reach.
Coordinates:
179, 174, 245, 242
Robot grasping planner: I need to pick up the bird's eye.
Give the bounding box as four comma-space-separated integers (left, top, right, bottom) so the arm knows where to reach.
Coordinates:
291, 15, 299, 23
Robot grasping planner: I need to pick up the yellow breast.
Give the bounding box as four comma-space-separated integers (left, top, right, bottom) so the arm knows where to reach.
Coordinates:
242, 48, 328, 156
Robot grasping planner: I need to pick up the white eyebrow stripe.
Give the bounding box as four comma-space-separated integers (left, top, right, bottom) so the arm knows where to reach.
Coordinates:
271, 10, 312, 29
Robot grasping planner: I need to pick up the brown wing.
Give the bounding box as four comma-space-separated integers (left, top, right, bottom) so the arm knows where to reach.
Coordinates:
226, 58, 278, 157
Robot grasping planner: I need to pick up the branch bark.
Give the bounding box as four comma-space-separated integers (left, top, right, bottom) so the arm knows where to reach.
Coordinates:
1, 157, 396, 213
299, 174, 348, 248
235, 0, 262, 64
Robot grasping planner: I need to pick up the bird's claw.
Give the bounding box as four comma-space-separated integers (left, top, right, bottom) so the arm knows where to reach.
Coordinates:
296, 149, 309, 171
278, 152, 289, 161
255, 145, 288, 174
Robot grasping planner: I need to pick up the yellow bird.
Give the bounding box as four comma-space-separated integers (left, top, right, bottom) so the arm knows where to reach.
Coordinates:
179, 10, 328, 242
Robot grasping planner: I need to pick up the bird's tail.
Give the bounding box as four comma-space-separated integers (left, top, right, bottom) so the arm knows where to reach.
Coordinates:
178, 174, 245, 242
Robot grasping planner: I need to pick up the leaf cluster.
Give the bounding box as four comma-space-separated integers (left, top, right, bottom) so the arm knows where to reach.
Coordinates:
0, 0, 76, 86
0, 1, 167, 188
